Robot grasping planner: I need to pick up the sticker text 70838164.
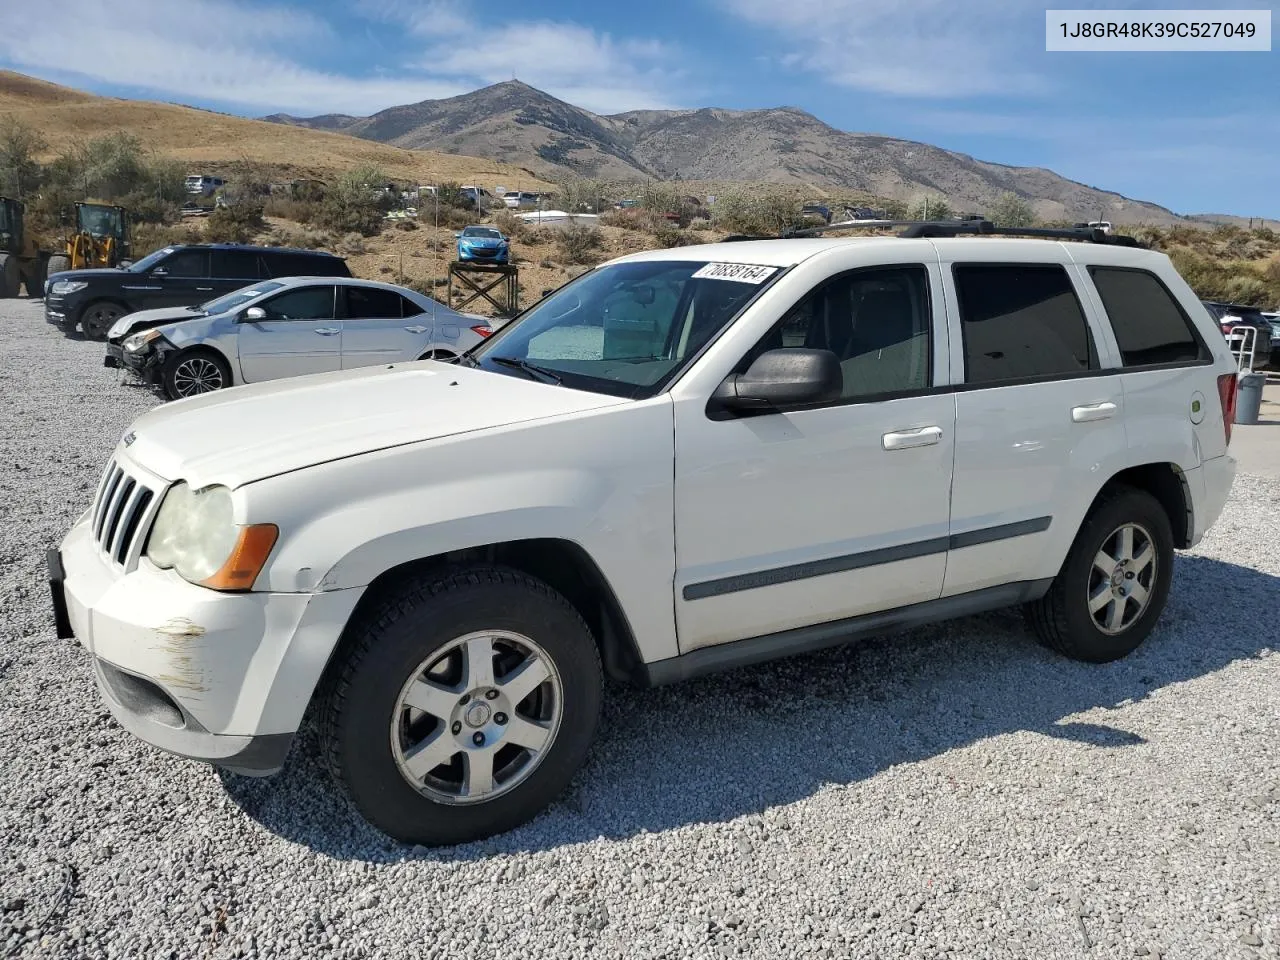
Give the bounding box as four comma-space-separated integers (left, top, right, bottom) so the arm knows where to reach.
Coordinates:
690, 263, 779, 284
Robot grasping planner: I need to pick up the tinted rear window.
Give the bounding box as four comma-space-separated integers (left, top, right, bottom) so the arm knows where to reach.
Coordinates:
345, 286, 407, 319
261, 252, 350, 278
210, 249, 263, 280
954, 264, 1096, 385
1090, 268, 1209, 367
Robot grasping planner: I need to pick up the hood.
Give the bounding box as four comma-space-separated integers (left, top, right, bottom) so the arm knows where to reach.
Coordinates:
108, 305, 205, 342
460, 236, 506, 247
123, 362, 629, 489
48, 267, 128, 284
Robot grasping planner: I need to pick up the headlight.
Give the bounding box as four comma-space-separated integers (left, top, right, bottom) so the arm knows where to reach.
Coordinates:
146, 483, 278, 590
124, 329, 162, 352
50, 280, 88, 296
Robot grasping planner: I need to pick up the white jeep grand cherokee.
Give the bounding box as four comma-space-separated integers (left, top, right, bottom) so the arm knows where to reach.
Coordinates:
50, 232, 1238, 845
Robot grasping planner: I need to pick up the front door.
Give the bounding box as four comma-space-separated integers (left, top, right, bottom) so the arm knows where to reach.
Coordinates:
153, 249, 212, 307
673, 263, 956, 651
236, 285, 341, 382
339, 285, 433, 368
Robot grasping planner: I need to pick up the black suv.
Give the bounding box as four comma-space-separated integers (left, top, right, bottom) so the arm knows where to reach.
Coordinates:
44, 243, 350, 340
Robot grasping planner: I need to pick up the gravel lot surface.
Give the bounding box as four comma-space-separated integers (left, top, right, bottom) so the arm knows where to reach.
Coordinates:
1, 297, 1278, 960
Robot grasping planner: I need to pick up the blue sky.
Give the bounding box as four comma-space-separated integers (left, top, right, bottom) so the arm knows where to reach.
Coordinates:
1, 0, 1275, 215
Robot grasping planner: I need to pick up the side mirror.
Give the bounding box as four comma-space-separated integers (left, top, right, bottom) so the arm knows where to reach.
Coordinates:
242, 306, 267, 322
712, 349, 842, 413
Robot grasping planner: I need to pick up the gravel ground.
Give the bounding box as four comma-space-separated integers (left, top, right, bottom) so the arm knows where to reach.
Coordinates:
1, 297, 1278, 960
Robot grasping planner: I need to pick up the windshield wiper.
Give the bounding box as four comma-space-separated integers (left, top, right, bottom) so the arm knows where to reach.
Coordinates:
490, 356, 562, 385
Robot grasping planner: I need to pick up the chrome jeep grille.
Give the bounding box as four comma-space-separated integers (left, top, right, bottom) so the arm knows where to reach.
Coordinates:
91, 459, 157, 566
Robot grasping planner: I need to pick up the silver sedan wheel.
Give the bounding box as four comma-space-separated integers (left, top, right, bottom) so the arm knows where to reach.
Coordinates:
171, 356, 225, 397
390, 630, 563, 805
1088, 522, 1157, 635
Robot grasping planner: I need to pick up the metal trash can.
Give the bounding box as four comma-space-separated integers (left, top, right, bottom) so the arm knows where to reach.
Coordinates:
1235, 372, 1266, 425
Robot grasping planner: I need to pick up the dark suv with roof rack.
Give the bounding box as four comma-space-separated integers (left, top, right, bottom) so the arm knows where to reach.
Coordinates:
44, 243, 350, 340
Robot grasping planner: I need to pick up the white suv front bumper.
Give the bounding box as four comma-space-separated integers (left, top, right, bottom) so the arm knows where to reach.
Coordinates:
52, 512, 362, 775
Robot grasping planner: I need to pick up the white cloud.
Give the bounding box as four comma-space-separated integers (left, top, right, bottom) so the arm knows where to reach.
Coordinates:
720, 0, 1048, 98
416, 22, 684, 112
0, 0, 682, 116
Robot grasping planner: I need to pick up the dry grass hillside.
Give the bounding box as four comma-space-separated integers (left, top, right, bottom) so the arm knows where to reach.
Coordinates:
0, 71, 551, 192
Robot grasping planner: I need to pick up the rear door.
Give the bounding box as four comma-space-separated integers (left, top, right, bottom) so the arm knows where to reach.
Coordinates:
152, 249, 211, 307
235, 285, 341, 382
940, 252, 1127, 598
339, 286, 435, 368
209, 249, 265, 298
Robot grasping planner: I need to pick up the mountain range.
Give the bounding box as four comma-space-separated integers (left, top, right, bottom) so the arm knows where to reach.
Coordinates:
265, 80, 1186, 225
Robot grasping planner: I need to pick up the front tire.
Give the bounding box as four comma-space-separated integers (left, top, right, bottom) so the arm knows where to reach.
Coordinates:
79, 301, 125, 340
321, 566, 602, 846
1025, 486, 1174, 662
162, 349, 232, 400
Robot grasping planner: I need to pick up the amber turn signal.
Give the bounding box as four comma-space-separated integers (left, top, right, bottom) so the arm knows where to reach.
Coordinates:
200, 524, 279, 591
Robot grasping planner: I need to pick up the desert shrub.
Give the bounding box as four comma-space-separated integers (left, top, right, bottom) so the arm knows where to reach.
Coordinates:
908, 196, 952, 221
131, 221, 202, 257
491, 209, 531, 242
988, 191, 1037, 227
556, 223, 603, 264
712, 192, 805, 235
0, 118, 46, 199
652, 224, 698, 248
267, 223, 330, 249
263, 196, 322, 224
1221, 275, 1271, 305
1265, 254, 1280, 285
1254, 226, 1277, 243
313, 165, 390, 236
393, 219, 419, 232
204, 201, 265, 243
337, 232, 366, 255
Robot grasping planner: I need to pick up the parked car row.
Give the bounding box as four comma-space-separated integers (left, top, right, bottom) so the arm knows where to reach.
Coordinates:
41, 241, 492, 400
1203, 300, 1276, 370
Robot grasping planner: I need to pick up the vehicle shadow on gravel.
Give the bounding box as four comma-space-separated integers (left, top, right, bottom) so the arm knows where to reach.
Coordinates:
219, 553, 1277, 861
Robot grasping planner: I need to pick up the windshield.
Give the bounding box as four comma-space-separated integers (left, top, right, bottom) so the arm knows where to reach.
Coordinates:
199, 281, 284, 315
470, 259, 781, 398
128, 248, 175, 273
462, 227, 502, 239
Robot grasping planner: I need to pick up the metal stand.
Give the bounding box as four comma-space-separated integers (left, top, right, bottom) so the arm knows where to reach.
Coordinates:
447, 262, 519, 317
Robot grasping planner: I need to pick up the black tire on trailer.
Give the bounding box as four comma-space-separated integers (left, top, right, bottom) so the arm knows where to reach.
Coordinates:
321, 565, 603, 846
161, 348, 232, 400
79, 301, 126, 340
1024, 485, 1175, 663
0, 253, 18, 298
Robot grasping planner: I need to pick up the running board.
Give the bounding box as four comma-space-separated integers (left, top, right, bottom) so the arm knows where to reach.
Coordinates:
643, 579, 1054, 687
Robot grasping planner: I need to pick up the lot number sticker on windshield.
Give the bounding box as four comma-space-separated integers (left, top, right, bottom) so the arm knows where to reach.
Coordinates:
691, 263, 778, 284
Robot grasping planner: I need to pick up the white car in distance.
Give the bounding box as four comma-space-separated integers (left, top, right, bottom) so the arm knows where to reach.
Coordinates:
112, 277, 493, 400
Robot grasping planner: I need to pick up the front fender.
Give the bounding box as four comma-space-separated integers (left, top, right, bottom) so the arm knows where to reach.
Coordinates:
243, 400, 679, 664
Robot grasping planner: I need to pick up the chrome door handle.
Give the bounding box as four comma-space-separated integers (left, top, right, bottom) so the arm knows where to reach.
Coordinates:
1072, 401, 1117, 423
882, 425, 942, 450
196, 287, 213, 292
404, 325, 428, 334
314, 327, 340, 335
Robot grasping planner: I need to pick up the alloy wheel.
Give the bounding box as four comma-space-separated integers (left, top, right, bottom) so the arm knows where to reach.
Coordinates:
1087, 522, 1157, 635
171, 357, 225, 396
390, 630, 563, 805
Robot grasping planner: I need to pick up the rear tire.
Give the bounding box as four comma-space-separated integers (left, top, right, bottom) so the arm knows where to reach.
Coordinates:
162, 349, 232, 400
321, 566, 602, 846
46, 254, 70, 277
0, 254, 17, 298
1024, 486, 1174, 662
79, 301, 125, 340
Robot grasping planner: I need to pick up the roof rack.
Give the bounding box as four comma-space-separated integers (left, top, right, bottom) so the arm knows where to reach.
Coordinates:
777, 218, 1144, 247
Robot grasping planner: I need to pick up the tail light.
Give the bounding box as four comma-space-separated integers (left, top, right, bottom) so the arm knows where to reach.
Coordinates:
470, 325, 493, 338
1217, 372, 1237, 445
1220, 323, 1233, 335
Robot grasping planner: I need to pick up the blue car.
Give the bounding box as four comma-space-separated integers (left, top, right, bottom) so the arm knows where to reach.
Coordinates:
456, 225, 510, 265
